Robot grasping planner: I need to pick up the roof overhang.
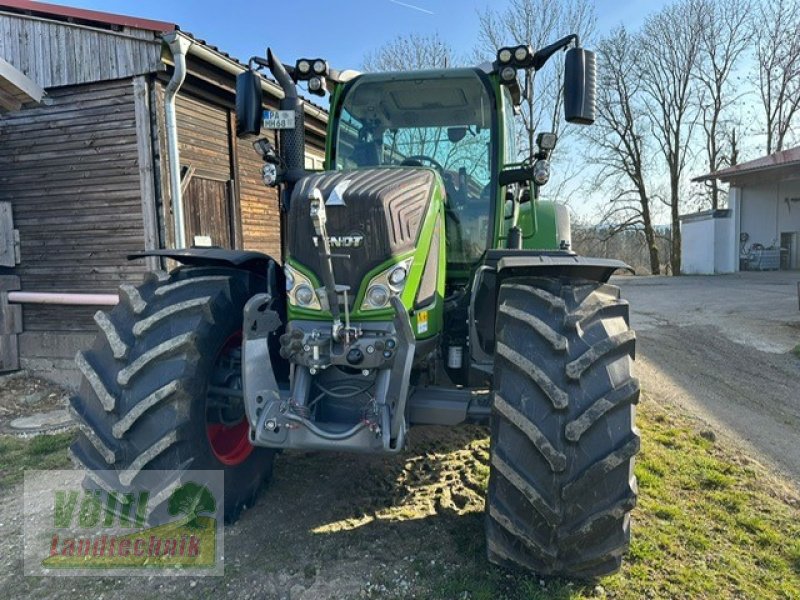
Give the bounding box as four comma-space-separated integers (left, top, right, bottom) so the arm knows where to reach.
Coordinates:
161, 31, 328, 125
693, 146, 800, 185
0, 55, 43, 112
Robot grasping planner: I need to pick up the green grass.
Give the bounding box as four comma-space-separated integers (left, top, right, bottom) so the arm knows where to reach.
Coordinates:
792, 344, 800, 359
0, 432, 73, 490
402, 395, 800, 600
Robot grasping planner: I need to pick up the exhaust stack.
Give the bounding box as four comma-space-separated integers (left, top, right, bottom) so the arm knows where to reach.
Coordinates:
267, 48, 306, 183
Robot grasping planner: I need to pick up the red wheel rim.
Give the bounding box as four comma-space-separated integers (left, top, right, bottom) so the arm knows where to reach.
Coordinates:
206, 332, 254, 466
207, 421, 254, 465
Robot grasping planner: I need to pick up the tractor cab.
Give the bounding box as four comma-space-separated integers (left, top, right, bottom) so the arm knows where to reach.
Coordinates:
330, 68, 498, 273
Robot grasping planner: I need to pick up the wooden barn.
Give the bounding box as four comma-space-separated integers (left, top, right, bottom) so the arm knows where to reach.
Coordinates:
0, 0, 327, 386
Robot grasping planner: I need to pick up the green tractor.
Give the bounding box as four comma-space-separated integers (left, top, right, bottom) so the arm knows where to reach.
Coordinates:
70, 35, 639, 578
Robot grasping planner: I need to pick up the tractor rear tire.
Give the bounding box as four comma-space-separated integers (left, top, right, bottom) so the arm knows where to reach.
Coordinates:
486, 276, 640, 579
69, 266, 275, 523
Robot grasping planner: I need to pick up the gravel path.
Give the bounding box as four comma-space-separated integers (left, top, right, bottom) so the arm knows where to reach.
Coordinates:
618, 272, 800, 486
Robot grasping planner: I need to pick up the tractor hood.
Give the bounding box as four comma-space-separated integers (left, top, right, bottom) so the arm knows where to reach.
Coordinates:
287, 167, 441, 303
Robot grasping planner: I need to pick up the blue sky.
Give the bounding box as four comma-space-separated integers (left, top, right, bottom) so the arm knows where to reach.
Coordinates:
64, 0, 669, 71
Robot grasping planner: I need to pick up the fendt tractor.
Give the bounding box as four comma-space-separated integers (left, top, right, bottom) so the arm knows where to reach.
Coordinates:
70, 34, 640, 578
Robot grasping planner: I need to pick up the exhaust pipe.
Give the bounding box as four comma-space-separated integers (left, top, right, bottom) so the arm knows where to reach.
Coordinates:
267, 48, 306, 183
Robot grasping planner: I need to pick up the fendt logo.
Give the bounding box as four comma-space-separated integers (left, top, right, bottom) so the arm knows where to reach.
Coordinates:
329, 234, 365, 248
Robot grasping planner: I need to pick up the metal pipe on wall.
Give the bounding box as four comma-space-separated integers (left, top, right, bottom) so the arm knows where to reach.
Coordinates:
7, 292, 119, 306
163, 32, 194, 250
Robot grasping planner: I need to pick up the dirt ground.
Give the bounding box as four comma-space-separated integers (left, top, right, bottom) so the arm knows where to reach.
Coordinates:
1, 271, 799, 598
0, 372, 71, 436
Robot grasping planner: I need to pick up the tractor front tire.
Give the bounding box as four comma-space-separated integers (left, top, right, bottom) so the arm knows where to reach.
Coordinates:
69, 266, 275, 523
486, 277, 640, 579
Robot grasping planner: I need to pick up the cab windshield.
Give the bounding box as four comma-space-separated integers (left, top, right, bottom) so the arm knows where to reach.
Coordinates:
333, 70, 496, 266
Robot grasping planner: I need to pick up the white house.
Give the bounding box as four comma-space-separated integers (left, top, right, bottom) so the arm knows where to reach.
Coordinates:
687, 146, 800, 274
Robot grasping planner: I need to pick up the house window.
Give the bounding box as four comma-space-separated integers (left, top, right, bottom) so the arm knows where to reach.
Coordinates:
305, 152, 325, 170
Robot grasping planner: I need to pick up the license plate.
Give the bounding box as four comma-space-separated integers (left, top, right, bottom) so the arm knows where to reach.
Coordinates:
263, 110, 295, 130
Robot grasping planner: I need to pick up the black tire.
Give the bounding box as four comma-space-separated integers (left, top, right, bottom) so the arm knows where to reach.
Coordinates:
486, 276, 640, 579
69, 266, 275, 523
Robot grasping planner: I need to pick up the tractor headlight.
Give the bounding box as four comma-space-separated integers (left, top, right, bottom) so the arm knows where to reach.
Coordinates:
500, 66, 516, 83
361, 258, 413, 311
497, 48, 513, 64
533, 159, 551, 186
285, 264, 321, 310
296, 59, 311, 75
312, 59, 327, 75
262, 163, 278, 186
514, 45, 530, 63
388, 265, 407, 288
307, 76, 327, 97
295, 284, 315, 306
308, 76, 323, 92
365, 284, 390, 309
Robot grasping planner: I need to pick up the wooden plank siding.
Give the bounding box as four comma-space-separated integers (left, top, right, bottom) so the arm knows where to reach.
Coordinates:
156, 80, 287, 260
0, 12, 163, 89
237, 133, 282, 259
0, 78, 147, 331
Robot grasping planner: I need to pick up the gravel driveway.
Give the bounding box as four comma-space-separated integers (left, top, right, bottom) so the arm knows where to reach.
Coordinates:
617, 271, 800, 485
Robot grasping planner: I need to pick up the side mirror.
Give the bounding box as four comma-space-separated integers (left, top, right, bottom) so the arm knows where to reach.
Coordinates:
236, 70, 263, 137
564, 47, 596, 125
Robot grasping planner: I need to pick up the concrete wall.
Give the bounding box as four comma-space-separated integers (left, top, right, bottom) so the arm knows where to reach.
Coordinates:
740, 180, 800, 247
682, 217, 716, 274
714, 213, 736, 273
19, 332, 93, 391
681, 210, 736, 275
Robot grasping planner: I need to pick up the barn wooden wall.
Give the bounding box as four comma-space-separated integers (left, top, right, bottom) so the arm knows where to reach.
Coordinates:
0, 78, 147, 332
0, 12, 162, 89
155, 79, 291, 261
237, 134, 282, 258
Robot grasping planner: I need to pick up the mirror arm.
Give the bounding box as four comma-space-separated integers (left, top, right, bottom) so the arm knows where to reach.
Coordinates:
499, 167, 533, 187
249, 56, 270, 70
531, 34, 579, 71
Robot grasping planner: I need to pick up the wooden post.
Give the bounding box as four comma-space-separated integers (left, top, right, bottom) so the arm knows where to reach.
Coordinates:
133, 76, 159, 272
0, 275, 22, 372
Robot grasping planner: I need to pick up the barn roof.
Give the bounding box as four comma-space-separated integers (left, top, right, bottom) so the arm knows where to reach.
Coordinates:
0, 0, 176, 32
0, 1, 327, 118
694, 146, 800, 184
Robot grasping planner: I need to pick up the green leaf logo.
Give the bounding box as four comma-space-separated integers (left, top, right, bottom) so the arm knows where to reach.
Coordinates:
167, 482, 216, 529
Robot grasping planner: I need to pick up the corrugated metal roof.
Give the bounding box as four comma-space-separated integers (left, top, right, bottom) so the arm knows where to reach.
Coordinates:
694, 146, 800, 183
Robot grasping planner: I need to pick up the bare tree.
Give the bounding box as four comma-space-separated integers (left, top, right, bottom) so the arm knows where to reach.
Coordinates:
584, 27, 661, 274
363, 33, 457, 72
753, 0, 800, 154
639, 0, 704, 275
694, 0, 754, 209
474, 0, 596, 161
